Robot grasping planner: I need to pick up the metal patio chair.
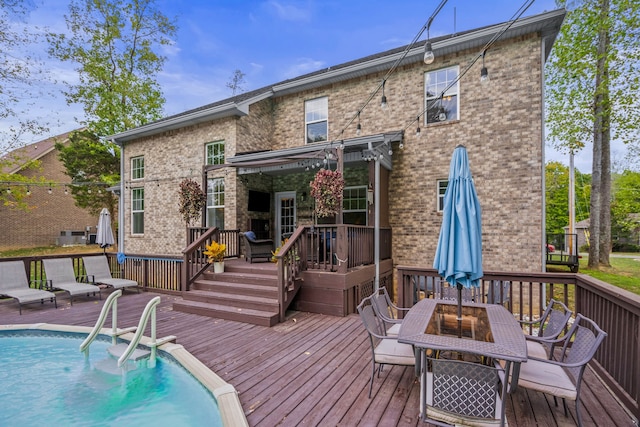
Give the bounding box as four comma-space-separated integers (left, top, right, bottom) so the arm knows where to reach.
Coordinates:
357, 295, 415, 398
519, 299, 573, 359
422, 355, 508, 426
371, 286, 409, 337
517, 314, 607, 427
0, 260, 57, 314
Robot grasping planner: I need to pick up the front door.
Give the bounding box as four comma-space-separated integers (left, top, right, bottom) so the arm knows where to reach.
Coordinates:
275, 191, 296, 243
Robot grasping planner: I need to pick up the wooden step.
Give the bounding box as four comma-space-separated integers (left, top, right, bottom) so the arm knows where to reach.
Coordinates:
172, 299, 279, 327
190, 280, 278, 298
182, 289, 279, 311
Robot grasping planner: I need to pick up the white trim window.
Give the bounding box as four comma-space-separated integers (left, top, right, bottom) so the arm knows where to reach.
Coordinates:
205, 141, 225, 165
131, 188, 144, 234
131, 156, 144, 180
343, 186, 367, 225
305, 96, 328, 144
425, 66, 459, 124
206, 178, 225, 228
437, 180, 448, 212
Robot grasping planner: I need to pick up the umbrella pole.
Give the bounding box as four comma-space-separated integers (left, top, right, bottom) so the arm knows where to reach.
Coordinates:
457, 283, 463, 338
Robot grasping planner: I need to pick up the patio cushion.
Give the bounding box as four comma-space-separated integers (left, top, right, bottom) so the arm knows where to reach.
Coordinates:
517, 358, 577, 400
245, 231, 257, 241
526, 339, 549, 359
386, 323, 401, 336
374, 339, 415, 365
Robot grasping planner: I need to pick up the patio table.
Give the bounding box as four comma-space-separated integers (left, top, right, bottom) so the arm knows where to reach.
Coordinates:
397, 298, 527, 422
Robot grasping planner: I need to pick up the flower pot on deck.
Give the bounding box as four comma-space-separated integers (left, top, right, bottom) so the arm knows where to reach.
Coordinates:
213, 261, 224, 273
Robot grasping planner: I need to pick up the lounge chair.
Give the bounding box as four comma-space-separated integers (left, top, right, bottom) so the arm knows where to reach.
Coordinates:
0, 260, 57, 314
82, 255, 139, 293
241, 231, 273, 263
43, 258, 101, 304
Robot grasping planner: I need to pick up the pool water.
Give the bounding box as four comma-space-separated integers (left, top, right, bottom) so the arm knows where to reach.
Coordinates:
0, 333, 222, 426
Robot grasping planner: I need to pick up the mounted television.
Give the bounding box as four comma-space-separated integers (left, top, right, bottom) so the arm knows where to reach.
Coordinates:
248, 190, 271, 212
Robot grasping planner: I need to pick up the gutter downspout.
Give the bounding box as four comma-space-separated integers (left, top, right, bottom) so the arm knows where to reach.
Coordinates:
117, 140, 125, 253
374, 147, 381, 292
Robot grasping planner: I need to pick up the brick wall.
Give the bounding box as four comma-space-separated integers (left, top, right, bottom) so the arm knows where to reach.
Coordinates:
121, 33, 544, 271
0, 149, 97, 249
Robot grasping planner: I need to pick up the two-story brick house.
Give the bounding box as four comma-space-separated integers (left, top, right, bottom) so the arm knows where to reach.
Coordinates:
110, 10, 564, 278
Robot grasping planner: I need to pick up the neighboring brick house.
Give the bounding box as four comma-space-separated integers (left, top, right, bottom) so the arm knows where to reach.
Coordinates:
110, 9, 565, 274
0, 132, 97, 249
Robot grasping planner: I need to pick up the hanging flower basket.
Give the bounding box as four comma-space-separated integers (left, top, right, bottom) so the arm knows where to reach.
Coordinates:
310, 168, 344, 218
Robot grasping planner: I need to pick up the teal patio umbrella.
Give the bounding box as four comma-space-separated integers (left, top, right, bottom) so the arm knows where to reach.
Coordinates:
433, 145, 483, 323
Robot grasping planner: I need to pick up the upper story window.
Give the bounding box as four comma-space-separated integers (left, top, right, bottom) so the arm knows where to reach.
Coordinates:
305, 97, 328, 144
425, 66, 459, 124
131, 156, 144, 180
343, 186, 367, 225
206, 141, 225, 165
437, 180, 448, 212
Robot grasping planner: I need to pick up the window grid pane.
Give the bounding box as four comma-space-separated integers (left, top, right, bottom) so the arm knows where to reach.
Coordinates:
132, 188, 144, 234
425, 66, 459, 124
132, 156, 144, 180
438, 180, 448, 212
343, 186, 367, 225
207, 178, 225, 228
206, 141, 225, 165
305, 97, 328, 144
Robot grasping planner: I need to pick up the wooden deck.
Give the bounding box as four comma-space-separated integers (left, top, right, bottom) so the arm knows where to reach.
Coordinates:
0, 290, 633, 427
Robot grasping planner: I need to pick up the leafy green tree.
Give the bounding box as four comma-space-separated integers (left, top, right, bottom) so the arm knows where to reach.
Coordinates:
546, 0, 640, 268
545, 162, 591, 234
611, 171, 640, 244
47, 0, 177, 137
0, 0, 48, 154
55, 130, 119, 224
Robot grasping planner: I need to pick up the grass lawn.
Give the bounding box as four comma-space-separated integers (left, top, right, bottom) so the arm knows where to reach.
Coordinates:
0, 245, 109, 258
547, 253, 640, 295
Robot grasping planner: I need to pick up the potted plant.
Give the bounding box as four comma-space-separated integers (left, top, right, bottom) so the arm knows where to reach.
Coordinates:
204, 241, 226, 273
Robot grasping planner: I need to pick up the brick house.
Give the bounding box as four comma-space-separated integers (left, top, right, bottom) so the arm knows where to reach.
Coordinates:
0, 132, 98, 249
110, 10, 564, 276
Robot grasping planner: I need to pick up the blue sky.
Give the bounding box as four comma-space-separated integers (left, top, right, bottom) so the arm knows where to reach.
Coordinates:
6, 0, 613, 172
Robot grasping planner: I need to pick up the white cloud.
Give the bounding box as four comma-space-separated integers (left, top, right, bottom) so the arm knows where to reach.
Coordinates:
282, 58, 325, 79
265, 1, 311, 22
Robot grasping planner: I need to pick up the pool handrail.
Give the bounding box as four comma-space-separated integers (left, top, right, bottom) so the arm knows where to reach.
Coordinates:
79, 289, 137, 355
117, 296, 176, 368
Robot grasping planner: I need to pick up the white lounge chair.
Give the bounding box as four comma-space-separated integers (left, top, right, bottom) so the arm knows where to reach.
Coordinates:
43, 258, 101, 304
82, 256, 139, 292
0, 260, 57, 314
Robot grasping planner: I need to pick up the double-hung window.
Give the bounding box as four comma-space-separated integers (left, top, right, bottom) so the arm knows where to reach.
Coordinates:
206, 178, 225, 229
343, 186, 367, 225
437, 180, 448, 212
305, 97, 328, 144
205, 141, 225, 165
131, 156, 144, 180
425, 66, 459, 124
132, 188, 144, 234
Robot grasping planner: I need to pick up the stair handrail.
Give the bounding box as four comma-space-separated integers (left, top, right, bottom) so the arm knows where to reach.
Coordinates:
80, 289, 132, 355
117, 296, 176, 368
182, 226, 219, 291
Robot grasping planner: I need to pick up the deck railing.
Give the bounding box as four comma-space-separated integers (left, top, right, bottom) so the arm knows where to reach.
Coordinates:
396, 266, 640, 420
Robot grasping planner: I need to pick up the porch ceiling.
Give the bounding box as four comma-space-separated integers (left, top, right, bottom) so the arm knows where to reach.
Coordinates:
226, 131, 403, 176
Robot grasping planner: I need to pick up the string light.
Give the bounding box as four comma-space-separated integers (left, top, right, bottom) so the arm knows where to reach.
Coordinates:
380, 80, 387, 110
415, 116, 421, 137
47, 187, 52, 194
26, 187, 31, 196
356, 112, 362, 136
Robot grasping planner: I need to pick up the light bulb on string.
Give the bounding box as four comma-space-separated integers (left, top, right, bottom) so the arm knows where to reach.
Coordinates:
47, 187, 52, 194
380, 80, 388, 110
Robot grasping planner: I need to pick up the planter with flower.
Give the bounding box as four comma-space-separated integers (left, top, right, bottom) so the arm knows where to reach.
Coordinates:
204, 241, 227, 273
310, 168, 344, 218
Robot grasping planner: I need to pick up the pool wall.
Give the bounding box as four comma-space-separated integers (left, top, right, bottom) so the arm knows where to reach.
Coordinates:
0, 323, 249, 427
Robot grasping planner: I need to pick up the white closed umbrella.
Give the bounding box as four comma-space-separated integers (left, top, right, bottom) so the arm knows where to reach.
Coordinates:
96, 208, 115, 252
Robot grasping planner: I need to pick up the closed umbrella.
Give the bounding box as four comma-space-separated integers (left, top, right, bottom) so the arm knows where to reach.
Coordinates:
96, 208, 115, 252
433, 145, 482, 325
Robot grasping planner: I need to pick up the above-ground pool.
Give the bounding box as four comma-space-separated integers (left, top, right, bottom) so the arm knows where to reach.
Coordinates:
0, 329, 224, 426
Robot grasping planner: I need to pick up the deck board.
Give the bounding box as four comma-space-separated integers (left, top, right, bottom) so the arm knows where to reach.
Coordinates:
0, 290, 633, 427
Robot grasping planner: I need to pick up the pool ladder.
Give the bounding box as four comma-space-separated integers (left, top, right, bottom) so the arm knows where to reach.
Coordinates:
80, 290, 176, 368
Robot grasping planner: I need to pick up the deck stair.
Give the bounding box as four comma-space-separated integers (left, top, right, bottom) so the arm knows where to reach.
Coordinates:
173, 260, 281, 327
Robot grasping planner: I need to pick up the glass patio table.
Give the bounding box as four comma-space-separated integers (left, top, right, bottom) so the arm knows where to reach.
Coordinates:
397, 298, 527, 421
